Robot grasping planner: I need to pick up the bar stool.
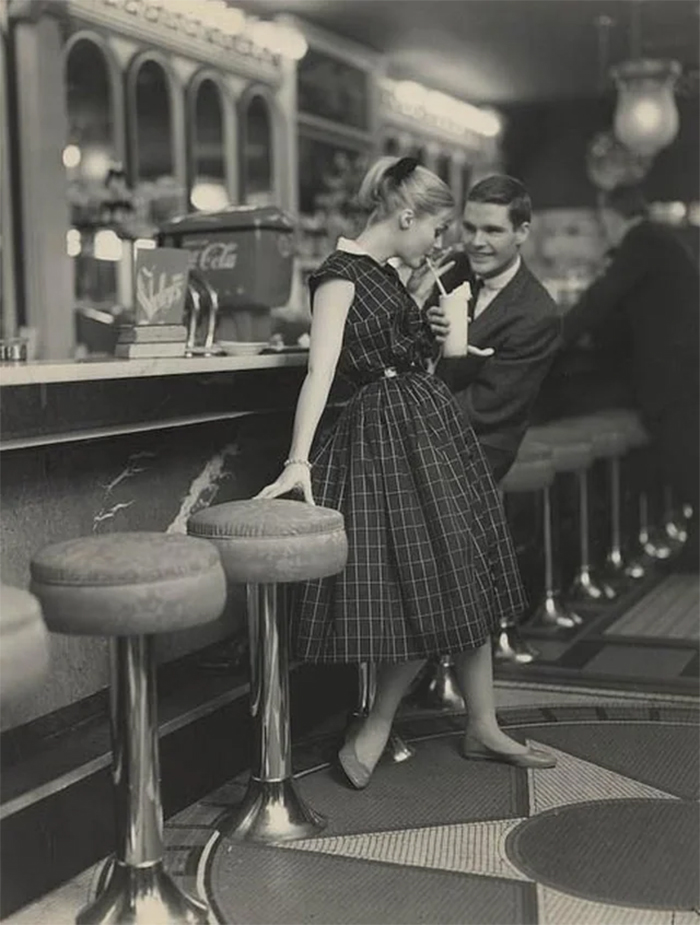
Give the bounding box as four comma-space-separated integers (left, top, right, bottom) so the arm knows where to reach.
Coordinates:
188, 498, 347, 843
0, 585, 49, 703
352, 663, 415, 762
494, 444, 555, 661
542, 418, 620, 603
566, 413, 635, 590
590, 409, 653, 578
30, 533, 227, 925
517, 427, 591, 629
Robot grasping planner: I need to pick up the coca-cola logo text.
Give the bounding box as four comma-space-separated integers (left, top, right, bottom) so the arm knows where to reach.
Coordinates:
188, 241, 239, 271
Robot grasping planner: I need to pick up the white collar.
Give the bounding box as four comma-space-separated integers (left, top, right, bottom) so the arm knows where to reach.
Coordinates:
336, 237, 389, 265
479, 255, 521, 291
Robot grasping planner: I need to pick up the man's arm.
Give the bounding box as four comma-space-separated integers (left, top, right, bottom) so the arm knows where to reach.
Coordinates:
456, 311, 561, 453
562, 229, 646, 345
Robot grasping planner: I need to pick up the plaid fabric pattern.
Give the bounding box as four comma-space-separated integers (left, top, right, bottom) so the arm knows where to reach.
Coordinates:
292, 251, 526, 663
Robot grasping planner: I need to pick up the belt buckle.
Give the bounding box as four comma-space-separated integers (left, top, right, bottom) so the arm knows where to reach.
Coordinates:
384, 367, 398, 379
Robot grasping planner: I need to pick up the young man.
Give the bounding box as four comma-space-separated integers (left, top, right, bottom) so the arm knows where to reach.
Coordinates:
563, 184, 699, 569
423, 175, 561, 481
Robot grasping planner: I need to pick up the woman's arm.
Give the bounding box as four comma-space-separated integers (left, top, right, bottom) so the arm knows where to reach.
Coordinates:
256, 278, 354, 503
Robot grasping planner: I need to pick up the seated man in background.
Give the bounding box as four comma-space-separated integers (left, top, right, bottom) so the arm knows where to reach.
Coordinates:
562, 184, 700, 570
420, 174, 561, 481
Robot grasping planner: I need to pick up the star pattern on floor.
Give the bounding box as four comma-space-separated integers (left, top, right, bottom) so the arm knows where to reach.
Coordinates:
280, 739, 692, 924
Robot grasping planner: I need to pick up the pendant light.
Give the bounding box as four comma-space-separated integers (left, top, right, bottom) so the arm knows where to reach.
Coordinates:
609, 2, 681, 157
611, 58, 681, 156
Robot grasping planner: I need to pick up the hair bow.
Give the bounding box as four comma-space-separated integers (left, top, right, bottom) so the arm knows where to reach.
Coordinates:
386, 156, 419, 184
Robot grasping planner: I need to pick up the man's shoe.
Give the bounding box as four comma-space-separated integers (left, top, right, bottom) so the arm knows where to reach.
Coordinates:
460, 734, 556, 769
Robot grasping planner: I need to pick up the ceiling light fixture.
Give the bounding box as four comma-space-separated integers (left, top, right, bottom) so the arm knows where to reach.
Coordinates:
608, 2, 681, 157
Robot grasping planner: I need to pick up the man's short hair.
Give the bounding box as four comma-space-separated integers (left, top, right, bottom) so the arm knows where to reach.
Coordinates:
601, 184, 649, 220
466, 175, 532, 228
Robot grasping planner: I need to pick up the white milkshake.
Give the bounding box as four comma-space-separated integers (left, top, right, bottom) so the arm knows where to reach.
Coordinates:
440, 281, 471, 357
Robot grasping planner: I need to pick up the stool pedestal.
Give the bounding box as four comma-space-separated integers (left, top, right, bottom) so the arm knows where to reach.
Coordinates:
224, 584, 325, 843
639, 491, 674, 560
569, 470, 617, 603
352, 663, 415, 763
413, 656, 466, 711
78, 636, 208, 925
530, 484, 582, 630
493, 621, 539, 664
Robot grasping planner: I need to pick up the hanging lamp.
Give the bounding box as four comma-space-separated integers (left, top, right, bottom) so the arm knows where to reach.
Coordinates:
609, 1, 682, 157
611, 58, 681, 156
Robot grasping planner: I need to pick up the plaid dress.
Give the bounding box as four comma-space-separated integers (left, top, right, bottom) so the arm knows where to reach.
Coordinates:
292, 249, 526, 663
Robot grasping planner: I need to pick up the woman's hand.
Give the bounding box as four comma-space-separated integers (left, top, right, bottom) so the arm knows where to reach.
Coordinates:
254, 462, 315, 505
406, 258, 455, 307
426, 303, 450, 343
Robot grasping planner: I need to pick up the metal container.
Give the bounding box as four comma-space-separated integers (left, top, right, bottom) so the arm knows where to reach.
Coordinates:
158, 206, 295, 314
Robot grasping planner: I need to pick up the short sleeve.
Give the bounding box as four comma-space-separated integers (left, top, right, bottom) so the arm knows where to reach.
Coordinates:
308, 253, 357, 302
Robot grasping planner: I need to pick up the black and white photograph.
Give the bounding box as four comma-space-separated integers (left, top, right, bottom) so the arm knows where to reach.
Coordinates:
0, 1, 698, 922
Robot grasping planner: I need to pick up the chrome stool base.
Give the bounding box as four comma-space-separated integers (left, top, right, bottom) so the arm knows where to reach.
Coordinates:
493, 624, 538, 664
530, 595, 582, 630
569, 568, 617, 602
623, 554, 648, 580
414, 656, 466, 711
352, 662, 416, 763
387, 731, 415, 763
347, 714, 416, 764
77, 859, 208, 925
223, 777, 326, 843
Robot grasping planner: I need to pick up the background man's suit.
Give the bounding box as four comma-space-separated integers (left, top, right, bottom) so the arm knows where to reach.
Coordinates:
563, 219, 699, 556
431, 252, 561, 481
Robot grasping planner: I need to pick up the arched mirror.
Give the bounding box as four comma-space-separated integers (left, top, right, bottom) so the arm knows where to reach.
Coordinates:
133, 59, 173, 183
65, 38, 116, 184
241, 93, 273, 205
190, 77, 229, 212
65, 37, 123, 340
130, 58, 182, 226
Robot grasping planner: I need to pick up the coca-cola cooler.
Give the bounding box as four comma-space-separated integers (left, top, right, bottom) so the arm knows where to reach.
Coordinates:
158, 205, 295, 342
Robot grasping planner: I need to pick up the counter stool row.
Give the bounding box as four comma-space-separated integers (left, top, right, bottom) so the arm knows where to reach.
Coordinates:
421, 406, 688, 692
495, 407, 688, 662
5, 499, 347, 925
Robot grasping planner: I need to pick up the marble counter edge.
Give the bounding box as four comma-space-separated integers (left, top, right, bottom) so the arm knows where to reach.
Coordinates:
0, 352, 309, 387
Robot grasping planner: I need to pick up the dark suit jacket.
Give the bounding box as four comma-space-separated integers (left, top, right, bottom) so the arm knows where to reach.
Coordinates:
431, 254, 562, 480
562, 220, 700, 421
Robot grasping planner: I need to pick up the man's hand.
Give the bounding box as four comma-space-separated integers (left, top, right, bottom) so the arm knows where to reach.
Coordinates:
406, 258, 455, 307
426, 302, 450, 343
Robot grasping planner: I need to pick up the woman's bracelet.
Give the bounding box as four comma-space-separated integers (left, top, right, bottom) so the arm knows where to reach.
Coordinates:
284, 457, 311, 470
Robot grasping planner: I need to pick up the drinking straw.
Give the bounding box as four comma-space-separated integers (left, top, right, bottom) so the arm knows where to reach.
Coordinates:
425, 257, 448, 296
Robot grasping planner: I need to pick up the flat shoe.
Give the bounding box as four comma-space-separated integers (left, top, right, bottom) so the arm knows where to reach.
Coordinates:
460, 737, 556, 769
338, 740, 373, 789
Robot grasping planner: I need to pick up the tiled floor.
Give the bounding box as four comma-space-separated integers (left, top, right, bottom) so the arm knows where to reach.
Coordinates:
499, 574, 700, 695
7, 681, 697, 925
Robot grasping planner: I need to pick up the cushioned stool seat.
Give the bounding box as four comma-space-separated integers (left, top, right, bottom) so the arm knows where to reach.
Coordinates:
30, 533, 226, 925
501, 453, 555, 494
30, 533, 226, 636
188, 498, 347, 582
188, 498, 348, 844
0, 585, 49, 703
524, 426, 594, 473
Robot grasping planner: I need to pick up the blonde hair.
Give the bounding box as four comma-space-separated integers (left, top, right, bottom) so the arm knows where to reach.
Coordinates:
356, 156, 454, 223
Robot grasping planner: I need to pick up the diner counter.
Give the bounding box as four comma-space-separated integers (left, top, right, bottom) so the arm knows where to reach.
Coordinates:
0, 350, 309, 387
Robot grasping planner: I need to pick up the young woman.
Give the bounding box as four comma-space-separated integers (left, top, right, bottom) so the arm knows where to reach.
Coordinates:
256, 156, 555, 788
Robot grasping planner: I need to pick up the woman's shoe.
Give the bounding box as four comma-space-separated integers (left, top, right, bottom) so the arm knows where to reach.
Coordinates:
460, 734, 556, 769
338, 739, 374, 789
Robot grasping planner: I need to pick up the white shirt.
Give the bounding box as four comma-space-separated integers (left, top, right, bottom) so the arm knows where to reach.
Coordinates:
473, 256, 521, 319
